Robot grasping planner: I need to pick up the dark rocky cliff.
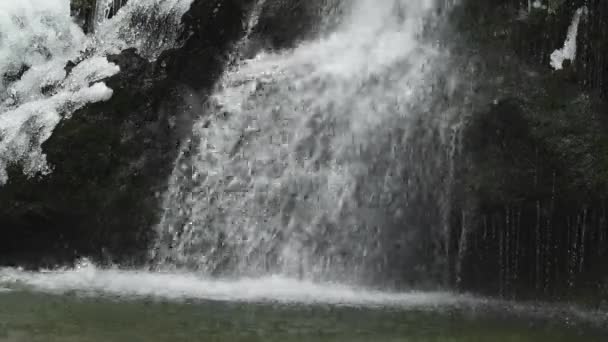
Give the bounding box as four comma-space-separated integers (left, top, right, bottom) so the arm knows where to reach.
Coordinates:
450, 0, 608, 304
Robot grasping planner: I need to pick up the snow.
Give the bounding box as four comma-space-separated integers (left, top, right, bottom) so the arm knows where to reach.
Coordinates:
550, 7, 587, 71
0, 0, 193, 185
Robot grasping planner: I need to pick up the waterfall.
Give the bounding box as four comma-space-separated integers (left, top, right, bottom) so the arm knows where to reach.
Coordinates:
154, 0, 460, 287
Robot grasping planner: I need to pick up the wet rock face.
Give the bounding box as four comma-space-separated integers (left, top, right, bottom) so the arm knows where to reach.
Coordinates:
450, 0, 608, 302
453, 0, 608, 98
249, 0, 343, 50
70, 0, 96, 33
455, 97, 608, 301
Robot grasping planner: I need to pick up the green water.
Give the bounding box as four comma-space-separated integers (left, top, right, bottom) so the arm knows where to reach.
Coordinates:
0, 291, 605, 342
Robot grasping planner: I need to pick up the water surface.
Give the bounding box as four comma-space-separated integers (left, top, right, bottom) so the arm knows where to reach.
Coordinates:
0, 268, 605, 342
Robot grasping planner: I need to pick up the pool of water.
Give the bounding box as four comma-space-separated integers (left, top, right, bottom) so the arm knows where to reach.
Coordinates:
0, 291, 606, 342
0, 268, 606, 341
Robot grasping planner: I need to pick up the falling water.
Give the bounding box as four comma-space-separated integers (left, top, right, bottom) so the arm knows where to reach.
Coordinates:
93, 0, 129, 31
154, 0, 461, 287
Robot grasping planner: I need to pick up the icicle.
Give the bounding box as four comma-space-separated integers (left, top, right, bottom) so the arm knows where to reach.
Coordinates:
455, 209, 468, 287
579, 208, 587, 274
505, 206, 511, 296
535, 200, 542, 292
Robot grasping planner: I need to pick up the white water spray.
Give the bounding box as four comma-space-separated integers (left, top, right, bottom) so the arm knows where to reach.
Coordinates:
1, 262, 605, 326
155, 0, 458, 286
0, 262, 473, 307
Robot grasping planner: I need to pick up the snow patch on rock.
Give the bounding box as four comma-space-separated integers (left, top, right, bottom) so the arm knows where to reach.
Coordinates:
550, 6, 587, 70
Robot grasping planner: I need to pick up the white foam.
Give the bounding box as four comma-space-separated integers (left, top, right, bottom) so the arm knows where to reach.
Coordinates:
0, 264, 475, 308
1, 265, 605, 326
0, 1, 84, 82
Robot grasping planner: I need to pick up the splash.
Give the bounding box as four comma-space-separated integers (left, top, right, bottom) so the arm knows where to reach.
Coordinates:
0, 262, 605, 328
154, 0, 458, 286
0, 262, 473, 307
